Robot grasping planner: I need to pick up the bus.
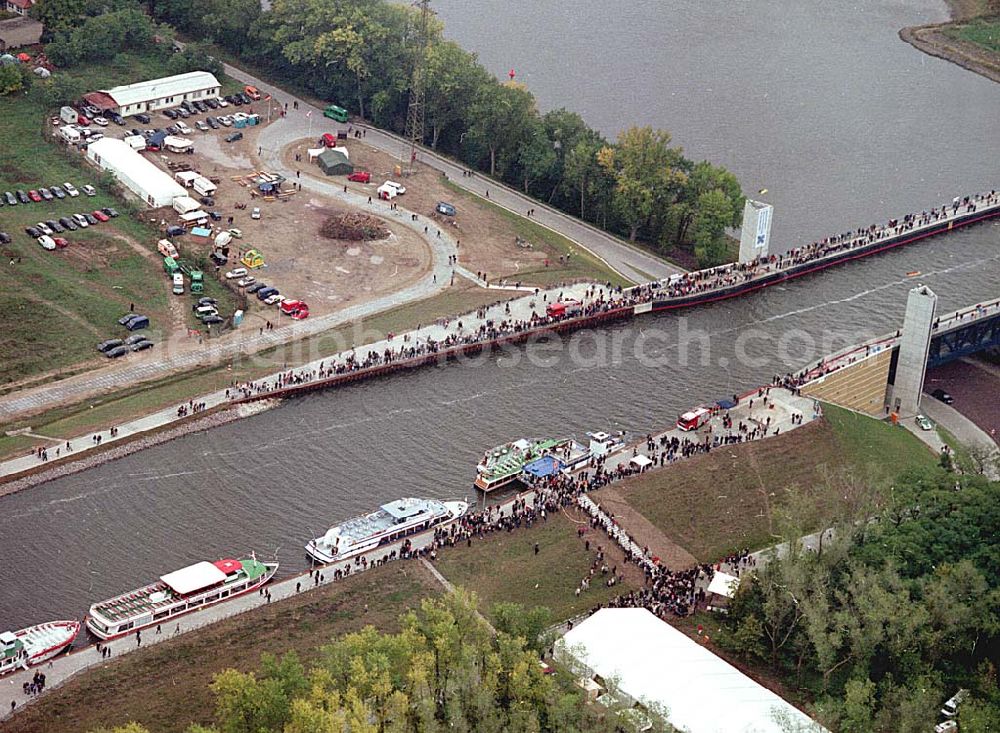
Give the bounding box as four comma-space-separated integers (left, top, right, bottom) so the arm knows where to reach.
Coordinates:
323, 104, 348, 123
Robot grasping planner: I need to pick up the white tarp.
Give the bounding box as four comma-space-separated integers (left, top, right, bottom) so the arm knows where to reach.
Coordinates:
160, 561, 226, 595
707, 570, 741, 599
630, 454, 653, 469
556, 608, 829, 733
306, 147, 326, 162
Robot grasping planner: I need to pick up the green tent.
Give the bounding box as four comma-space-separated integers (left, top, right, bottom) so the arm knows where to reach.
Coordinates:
316, 149, 353, 176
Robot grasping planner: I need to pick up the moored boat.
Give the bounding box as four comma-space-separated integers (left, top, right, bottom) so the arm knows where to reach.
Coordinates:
475, 438, 568, 491
86, 555, 278, 640
306, 498, 469, 565
1, 620, 80, 675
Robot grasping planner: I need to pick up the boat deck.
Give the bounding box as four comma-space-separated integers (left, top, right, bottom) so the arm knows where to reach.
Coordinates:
480, 439, 565, 482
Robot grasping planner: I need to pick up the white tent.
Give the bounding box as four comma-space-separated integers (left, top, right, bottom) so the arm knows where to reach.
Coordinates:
707, 571, 741, 599
86, 138, 185, 207
163, 135, 193, 153
630, 454, 653, 469
557, 608, 828, 733
306, 147, 326, 162
173, 195, 201, 215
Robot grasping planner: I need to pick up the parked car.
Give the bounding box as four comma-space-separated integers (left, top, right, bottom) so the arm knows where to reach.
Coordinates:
102, 207, 120, 218
28, 190, 42, 202
201, 314, 224, 325
210, 251, 228, 266
93, 117, 109, 127
225, 268, 248, 279
83, 212, 98, 225
53, 237, 69, 249
205, 97, 219, 109
92, 210, 110, 222
51, 185, 66, 199
209, 211, 222, 221
124, 333, 149, 346
931, 388, 954, 405
164, 109, 179, 120
383, 180, 406, 195
224, 131, 243, 143
37, 235, 56, 250
16, 190, 29, 203
237, 276, 256, 288
134, 113, 151, 124
199, 196, 214, 206
228, 228, 243, 238
206, 117, 219, 129
36, 222, 53, 235
196, 120, 209, 132
0, 232, 10, 244
3, 191, 16, 205
435, 201, 456, 216
246, 282, 266, 293
215, 97, 228, 108
193, 305, 218, 318
197, 297, 218, 306
217, 115, 233, 126
107, 112, 125, 126
82, 185, 97, 196
264, 294, 284, 306
97, 339, 124, 353
39, 187, 53, 201
256, 287, 279, 301
915, 414, 934, 431
251, 207, 261, 220
46, 219, 64, 233
175, 121, 192, 135
347, 170, 372, 183
59, 217, 78, 231
177, 107, 191, 119
25, 226, 41, 238
130, 339, 154, 352
72, 213, 90, 228
165, 225, 186, 236
105, 345, 129, 358
77, 115, 91, 126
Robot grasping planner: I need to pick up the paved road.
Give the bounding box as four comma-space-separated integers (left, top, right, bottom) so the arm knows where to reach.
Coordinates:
222, 62, 683, 285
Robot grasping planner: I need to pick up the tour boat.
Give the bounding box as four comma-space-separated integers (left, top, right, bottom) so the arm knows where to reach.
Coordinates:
86, 555, 278, 640
0, 620, 80, 675
475, 438, 569, 491
306, 498, 469, 565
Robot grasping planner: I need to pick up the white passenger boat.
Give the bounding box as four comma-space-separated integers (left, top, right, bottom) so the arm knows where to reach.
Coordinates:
0, 620, 80, 675
306, 498, 469, 565
86, 555, 278, 640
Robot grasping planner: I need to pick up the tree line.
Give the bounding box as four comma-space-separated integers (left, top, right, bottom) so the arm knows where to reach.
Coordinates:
89, 592, 673, 733
715, 465, 1000, 732
28, 0, 745, 268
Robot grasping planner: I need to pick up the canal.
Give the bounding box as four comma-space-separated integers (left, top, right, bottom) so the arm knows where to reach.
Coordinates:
3, 0, 999, 628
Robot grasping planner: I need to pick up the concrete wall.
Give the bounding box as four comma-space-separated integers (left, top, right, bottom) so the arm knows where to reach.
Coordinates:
800, 349, 893, 416
890, 285, 938, 417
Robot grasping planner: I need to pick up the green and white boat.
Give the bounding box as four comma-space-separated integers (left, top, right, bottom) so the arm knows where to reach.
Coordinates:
1, 620, 80, 675
474, 438, 568, 492
86, 555, 278, 640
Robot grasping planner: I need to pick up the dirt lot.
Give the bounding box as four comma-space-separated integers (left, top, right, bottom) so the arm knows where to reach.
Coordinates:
118, 115, 432, 327
281, 138, 599, 286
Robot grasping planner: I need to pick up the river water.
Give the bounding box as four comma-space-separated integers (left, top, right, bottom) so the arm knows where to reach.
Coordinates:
3, 0, 999, 628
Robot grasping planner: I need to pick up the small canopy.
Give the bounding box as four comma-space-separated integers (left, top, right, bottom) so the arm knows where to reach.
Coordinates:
17, 53, 31, 62
164, 135, 192, 151
33, 67, 51, 78
707, 570, 741, 598
306, 147, 326, 162
316, 148, 353, 176
213, 558, 243, 575
161, 561, 227, 595
523, 455, 562, 479
716, 398, 737, 410
630, 454, 653, 469
381, 499, 427, 520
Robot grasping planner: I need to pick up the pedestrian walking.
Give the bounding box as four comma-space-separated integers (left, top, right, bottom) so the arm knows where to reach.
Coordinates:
155, 624, 161, 635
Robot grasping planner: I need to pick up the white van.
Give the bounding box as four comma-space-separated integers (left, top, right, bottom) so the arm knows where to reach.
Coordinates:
172, 273, 185, 295
194, 305, 218, 318
941, 689, 968, 719
383, 180, 406, 195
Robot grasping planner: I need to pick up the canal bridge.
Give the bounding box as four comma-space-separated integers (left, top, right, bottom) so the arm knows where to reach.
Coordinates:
797, 289, 1000, 417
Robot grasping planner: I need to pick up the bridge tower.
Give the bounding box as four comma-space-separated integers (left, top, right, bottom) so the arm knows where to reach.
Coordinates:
889, 284, 938, 417
403, 0, 432, 174
738, 199, 773, 264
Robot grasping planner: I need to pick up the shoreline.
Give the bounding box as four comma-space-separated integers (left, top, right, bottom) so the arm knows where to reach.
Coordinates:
900, 0, 1000, 85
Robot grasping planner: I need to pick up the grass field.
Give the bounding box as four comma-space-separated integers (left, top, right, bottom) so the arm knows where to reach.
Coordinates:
0, 52, 236, 387
945, 17, 1000, 53
606, 404, 937, 562
432, 513, 634, 622
4, 563, 441, 733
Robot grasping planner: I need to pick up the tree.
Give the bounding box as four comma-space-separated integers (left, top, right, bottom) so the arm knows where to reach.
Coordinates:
491, 601, 553, 654
691, 188, 734, 267
466, 81, 536, 178
516, 120, 557, 194
424, 41, 490, 149
197, 0, 259, 52
0, 64, 27, 96
670, 160, 743, 244
29, 73, 84, 107
166, 42, 223, 78
597, 126, 685, 242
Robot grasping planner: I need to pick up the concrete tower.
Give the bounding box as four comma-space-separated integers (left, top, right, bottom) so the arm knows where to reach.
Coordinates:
891, 285, 938, 417
738, 199, 773, 264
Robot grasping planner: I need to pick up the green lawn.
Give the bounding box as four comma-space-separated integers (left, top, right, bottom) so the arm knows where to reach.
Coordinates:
433, 514, 633, 622
945, 17, 1000, 53
0, 52, 236, 387
607, 404, 937, 562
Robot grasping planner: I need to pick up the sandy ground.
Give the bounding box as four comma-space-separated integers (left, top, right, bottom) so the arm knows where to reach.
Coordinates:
281, 138, 564, 283
127, 117, 432, 324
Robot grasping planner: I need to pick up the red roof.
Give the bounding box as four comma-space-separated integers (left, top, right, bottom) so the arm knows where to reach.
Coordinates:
83, 91, 118, 111
213, 559, 243, 575
6, 0, 34, 9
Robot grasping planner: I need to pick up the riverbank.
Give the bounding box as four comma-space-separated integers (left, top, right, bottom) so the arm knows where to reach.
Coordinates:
900, 0, 1000, 85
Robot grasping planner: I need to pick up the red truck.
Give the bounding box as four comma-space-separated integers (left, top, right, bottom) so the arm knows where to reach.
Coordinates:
545, 299, 582, 318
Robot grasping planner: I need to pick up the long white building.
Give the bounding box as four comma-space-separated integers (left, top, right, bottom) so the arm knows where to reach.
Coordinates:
84, 71, 221, 118
86, 138, 185, 208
